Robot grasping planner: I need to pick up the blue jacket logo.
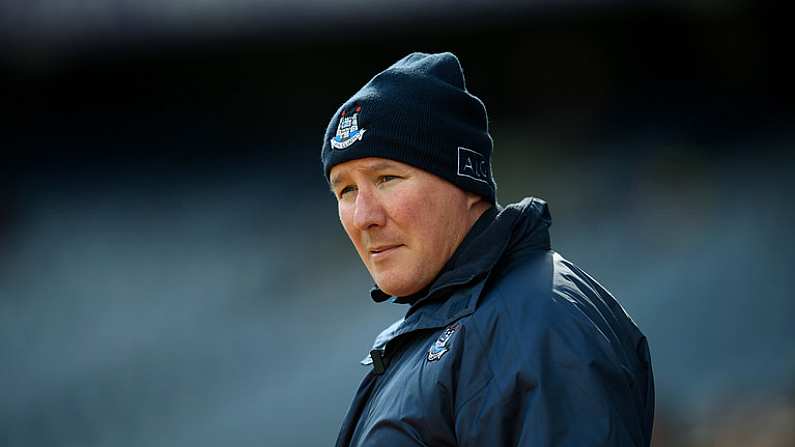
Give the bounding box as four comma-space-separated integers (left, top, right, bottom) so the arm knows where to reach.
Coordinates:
427, 322, 461, 361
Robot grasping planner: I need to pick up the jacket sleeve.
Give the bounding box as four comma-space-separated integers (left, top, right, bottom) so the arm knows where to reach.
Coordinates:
453, 301, 649, 447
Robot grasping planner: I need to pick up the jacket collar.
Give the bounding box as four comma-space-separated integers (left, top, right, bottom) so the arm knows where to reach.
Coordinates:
366, 197, 552, 352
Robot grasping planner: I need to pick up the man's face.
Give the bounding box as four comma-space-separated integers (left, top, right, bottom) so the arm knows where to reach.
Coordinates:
330, 157, 479, 297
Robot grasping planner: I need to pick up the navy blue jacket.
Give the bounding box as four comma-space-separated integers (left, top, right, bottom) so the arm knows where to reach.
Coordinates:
335, 198, 654, 446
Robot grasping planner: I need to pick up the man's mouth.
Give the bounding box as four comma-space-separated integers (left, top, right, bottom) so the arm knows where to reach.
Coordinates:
369, 244, 403, 257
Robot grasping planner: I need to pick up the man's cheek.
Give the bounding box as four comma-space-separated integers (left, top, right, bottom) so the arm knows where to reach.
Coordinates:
396, 193, 433, 225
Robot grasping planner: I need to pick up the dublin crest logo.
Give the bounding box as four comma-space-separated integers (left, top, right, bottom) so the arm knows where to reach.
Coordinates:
331, 104, 366, 150
427, 322, 461, 361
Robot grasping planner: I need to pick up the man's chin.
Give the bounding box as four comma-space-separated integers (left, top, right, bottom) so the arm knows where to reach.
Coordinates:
373, 274, 425, 298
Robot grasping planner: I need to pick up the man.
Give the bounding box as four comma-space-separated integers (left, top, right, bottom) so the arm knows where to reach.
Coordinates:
321, 52, 654, 446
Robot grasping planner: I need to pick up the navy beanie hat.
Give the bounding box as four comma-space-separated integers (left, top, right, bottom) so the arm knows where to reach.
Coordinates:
321, 51, 496, 204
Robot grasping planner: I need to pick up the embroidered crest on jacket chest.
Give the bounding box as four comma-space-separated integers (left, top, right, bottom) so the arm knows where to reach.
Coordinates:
427, 322, 462, 361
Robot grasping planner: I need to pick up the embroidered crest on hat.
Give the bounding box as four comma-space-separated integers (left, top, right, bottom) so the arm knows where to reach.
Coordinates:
427, 321, 462, 361
331, 105, 366, 150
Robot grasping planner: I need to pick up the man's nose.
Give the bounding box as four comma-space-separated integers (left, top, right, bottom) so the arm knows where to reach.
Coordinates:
352, 187, 386, 230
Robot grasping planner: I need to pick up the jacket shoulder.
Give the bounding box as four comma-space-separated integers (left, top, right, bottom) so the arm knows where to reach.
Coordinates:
469, 250, 647, 377
456, 253, 654, 447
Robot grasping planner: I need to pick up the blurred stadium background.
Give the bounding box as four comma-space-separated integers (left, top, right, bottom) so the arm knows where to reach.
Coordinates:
1, 1, 793, 446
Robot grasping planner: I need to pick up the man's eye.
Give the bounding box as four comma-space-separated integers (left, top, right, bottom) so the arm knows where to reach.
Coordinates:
339, 186, 356, 197
379, 175, 399, 184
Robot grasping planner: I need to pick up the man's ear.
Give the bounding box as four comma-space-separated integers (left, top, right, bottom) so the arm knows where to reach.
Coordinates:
465, 192, 486, 210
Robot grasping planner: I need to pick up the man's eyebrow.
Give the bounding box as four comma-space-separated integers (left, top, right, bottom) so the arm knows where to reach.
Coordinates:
330, 176, 343, 190
366, 161, 401, 172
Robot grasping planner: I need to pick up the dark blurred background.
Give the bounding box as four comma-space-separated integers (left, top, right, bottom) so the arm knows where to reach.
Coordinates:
1, 1, 793, 446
